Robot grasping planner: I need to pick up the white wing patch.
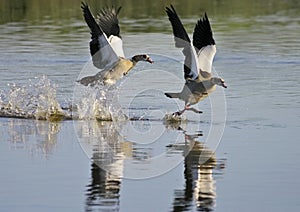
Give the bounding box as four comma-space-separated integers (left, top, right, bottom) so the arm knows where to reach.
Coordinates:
197, 45, 216, 74
108, 35, 125, 58
189, 43, 200, 80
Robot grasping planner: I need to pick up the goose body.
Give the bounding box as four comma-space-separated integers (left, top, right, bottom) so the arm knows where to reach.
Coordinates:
166, 79, 217, 105
78, 3, 153, 86
164, 5, 227, 115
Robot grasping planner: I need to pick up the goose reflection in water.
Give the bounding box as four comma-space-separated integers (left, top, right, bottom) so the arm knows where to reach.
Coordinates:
85, 163, 121, 212
168, 132, 220, 211
82, 120, 225, 212
81, 121, 126, 212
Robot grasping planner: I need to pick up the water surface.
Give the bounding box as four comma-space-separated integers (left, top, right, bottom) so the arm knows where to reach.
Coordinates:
0, 0, 300, 211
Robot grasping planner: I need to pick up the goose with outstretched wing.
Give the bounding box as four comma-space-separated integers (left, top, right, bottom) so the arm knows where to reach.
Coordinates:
164, 5, 227, 116
78, 2, 153, 86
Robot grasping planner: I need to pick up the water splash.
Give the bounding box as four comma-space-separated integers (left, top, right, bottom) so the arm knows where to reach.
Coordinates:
0, 75, 128, 121
163, 113, 187, 123
0, 76, 179, 122
72, 84, 127, 121
0, 76, 66, 121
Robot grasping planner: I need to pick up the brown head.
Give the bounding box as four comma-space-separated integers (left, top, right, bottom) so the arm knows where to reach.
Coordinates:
131, 54, 154, 64
211, 77, 227, 88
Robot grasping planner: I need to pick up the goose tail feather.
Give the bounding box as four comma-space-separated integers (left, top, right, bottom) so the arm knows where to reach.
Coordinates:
165, 93, 180, 99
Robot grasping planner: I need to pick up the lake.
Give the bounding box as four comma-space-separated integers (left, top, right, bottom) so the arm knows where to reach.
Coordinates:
0, 0, 300, 211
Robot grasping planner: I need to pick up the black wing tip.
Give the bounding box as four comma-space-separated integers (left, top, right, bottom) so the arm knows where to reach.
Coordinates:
81, 2, 91, 17
97, 5, 122, 38
195, 13, 208, 27
165, 4, 176, 15
82, 2, 122, 16
204, 12, 210, 22
169, 4, 176, 11
99, 5, 122, 15
165, 4, 171, 10
81, 1, 103, 38
165, 5, 179, 26
81, 1, 88, 10
193, 11, 215, 46
116, 6, 122, 14
165, 4, 191, 47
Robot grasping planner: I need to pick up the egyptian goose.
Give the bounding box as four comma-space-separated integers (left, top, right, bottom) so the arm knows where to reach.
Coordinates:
164, 5, 227, 116
78, 2, 153, 86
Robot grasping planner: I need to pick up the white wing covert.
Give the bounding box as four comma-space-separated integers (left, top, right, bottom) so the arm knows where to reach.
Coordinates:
197, 44, 216, 74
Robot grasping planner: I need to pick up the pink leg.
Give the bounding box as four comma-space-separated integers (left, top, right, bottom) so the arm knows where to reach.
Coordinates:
185, 104, 202, 114
173, 108, 186, 116
173, 104, 202, 116
185, 107, 202, 114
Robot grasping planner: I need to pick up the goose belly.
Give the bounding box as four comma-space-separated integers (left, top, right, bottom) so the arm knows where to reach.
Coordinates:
182, 82, 216, 105
117, 58, 134, 75
103, 59, 134, 85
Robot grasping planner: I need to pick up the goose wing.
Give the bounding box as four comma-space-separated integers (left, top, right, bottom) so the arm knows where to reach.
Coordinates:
193, 13, 216, 79
81, 2, 120, 69
166, 5, 199, 80
165, 5, 190, 48
97, 6, 125, 57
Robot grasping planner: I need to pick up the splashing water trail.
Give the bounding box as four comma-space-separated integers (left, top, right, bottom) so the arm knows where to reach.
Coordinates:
72, 83, 127, 121
0, 76, 65, 121
0, 75, 128, 121
0, 75, 175, 122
